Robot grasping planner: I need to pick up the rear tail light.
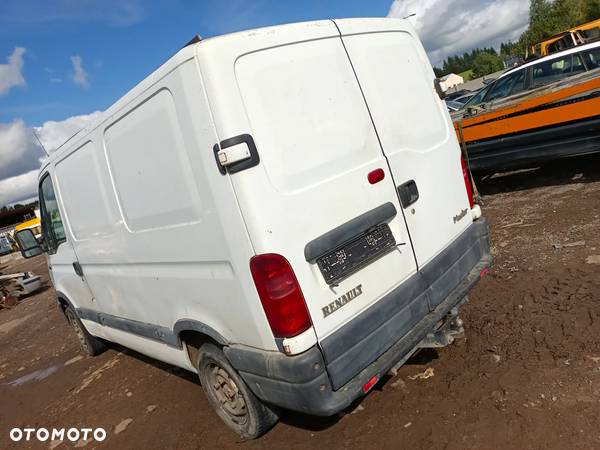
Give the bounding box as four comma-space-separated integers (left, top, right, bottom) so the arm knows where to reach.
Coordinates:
367, 168, 385, 184
250, 254, 311, 338
461, 156, 475, 209
362, 375, 379, 393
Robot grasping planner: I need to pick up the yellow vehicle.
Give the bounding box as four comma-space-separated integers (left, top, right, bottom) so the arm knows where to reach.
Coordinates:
14, 217, 42, 240
530, 18, 600, 57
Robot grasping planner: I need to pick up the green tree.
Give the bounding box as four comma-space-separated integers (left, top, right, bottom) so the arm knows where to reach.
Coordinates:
520, 0, 599, 55
471, 52, 504, 78
436, 0, 599, 75
553, 0, 587, 28
436, 47, 500, 77
584, 0, 600, 20
529, 0, 557, 41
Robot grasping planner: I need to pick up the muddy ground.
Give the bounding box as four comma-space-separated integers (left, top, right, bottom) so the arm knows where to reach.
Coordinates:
2, 155, 600, 450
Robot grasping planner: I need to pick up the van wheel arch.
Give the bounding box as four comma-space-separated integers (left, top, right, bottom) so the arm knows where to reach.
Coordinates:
180, 330, 221, 370
174, 319, 228, 366
56, 292, 75, 317
64, 305, 108, 356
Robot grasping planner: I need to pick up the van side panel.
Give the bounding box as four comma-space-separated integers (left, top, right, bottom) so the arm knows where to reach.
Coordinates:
104, 89, 201, 232
55, 141, 116, 241
55, 58, 276, 354
85, 322, 196, 371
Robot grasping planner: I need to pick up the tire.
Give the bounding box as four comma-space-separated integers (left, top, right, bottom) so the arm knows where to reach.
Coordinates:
196, 343, 279, 439
64, 306, 107, 356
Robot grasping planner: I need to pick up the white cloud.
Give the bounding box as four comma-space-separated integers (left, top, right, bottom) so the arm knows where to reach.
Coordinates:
0, 119, 43, 180
0, 47, 26, 96
0, 111, 101, 206
0, 169, 40, 206
70, 55, 90, 88
34, 111, 102, 152
388, 0, 529, 66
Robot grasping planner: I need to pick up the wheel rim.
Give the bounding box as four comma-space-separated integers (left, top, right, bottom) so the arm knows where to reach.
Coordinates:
207, 363, 248, 425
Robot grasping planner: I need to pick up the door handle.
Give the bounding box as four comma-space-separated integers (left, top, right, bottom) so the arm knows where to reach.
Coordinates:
72, 262, 84, 277
398, 180, 419, 208
213, 134, 260, 175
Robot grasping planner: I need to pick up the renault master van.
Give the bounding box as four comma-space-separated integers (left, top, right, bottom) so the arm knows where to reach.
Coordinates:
16, 18, 491, 438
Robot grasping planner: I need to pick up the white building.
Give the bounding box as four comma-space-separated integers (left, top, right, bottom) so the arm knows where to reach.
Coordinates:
439, 73, 464, 91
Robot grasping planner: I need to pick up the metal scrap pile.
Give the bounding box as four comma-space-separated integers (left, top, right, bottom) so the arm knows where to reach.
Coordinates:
0, 266, 41, 309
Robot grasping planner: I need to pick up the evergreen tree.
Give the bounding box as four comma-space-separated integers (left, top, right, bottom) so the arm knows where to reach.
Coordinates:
585, 0, 600, 18
471, 52, 504, 78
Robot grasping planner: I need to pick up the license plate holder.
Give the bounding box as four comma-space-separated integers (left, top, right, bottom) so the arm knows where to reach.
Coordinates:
317, 223, 396, 285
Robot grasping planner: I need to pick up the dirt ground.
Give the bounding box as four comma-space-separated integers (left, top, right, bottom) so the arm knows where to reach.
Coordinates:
2, 154, 600, 450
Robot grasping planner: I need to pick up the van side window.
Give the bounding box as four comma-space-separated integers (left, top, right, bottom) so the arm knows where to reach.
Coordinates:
532, 54, 584, 87
39, 174, 66, 252
582, 48, 600, 69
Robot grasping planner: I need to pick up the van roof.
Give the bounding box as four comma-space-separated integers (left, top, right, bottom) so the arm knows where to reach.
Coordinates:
41, 18, 409, 172
42, 20, 333, 169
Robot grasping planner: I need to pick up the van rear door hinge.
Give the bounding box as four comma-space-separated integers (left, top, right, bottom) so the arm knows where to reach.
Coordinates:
213, 134, 260, 175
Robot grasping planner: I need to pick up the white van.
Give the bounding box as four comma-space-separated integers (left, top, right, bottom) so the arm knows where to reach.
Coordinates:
16, 18, 491, 438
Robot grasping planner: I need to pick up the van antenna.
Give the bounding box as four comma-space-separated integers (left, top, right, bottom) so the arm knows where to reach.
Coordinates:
32, 129, 50, 157
182, 35, 202, 49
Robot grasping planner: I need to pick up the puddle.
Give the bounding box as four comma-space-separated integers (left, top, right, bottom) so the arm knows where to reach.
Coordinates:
6, 365, 60, 387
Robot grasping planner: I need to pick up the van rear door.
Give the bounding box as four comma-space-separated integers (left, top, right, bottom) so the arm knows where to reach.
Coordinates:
335, 19, 474, 286
199, 22, 423, 343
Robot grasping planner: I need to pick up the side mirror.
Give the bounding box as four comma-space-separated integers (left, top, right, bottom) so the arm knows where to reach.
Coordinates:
434, 78, 447, 100
15, 229, 44, 258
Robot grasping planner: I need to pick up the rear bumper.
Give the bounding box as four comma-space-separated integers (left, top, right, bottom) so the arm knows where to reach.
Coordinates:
225, 218, 491, 416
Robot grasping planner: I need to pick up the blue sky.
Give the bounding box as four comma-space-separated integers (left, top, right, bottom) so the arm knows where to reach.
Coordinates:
0, 0, 394, 126
0, 0, 529, 206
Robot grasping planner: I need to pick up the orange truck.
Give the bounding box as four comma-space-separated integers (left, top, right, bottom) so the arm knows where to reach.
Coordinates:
529, 18, 600, 57
453, 41, 600, 172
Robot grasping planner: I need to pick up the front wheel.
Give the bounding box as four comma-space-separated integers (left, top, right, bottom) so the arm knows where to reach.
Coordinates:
196, 343, 279, 439
64, 306, 107, 356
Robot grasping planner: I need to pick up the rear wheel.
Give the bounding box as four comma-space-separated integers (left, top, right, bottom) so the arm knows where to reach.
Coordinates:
196, 343, 279, 439
64, 306, 107, 356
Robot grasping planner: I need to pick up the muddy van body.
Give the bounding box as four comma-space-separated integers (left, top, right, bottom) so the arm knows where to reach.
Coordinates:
16, 18, 491, 438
